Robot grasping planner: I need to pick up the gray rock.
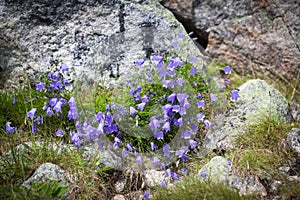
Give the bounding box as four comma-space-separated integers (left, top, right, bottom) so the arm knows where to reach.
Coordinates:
22, 162, 70, 197
114, 178, 127, 193
0, 0, 206, 90
159, 0, 300, 84
203, 79, 290, 153
144, 169, 168, 187
81, 142, 123, 169
112, 194, 126, 200
198, 156, 232, 183
0, 141, 123, 172
286, 128, 300, 157
198, 156, 267, 196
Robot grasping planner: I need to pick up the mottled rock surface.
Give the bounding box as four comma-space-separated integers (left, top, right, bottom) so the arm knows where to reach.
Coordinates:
287, 128, 300, 157
198, 156, 267, 196
0, 0, 205, 90
202, 79, 290, 152
159, 0, 300, 84
22, 162, 70, 197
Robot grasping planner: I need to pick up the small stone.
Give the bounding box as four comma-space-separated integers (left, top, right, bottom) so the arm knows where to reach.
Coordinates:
112, 194, 126, 200
144, 169, 167, 187
270, 181, 282, 194
286, 128, 300, 157
115, 178, 127, 193
278, 166, 291, 173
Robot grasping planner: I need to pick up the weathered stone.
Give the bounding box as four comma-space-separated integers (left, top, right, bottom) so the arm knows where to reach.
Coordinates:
198, 156, 232, 183
112, 194, 126, 200
202, 79, 290, 152
22, 162, 70, 197
144, 169, 167, 187
114, 178, 127, 193
0, 0, 206, 90
159, 0, 300, 84
198, 156, 267, 196
286, 128, 300, 157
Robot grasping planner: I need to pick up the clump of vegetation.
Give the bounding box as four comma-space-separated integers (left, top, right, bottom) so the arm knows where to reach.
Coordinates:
153, 176, 253, 200
1, 31, 299, 200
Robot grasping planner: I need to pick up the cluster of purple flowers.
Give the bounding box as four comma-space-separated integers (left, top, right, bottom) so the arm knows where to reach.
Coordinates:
3, 33, 241, 195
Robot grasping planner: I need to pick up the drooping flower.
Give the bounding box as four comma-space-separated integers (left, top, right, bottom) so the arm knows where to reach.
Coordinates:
154, 131, 164, 140
53, 101, 63, 113
197, 100, 205, 109
169, 57, 182, 68
160, 180, 167, 187
200, 170, 206, 179
5, 122, 15, 134
149, 116, 160, 131
181, 130, 192, 139
93, 112, 103, 123
197, 112, 205, 121
172, 105, 180, 113
189, 139, 197, 149
106, 104, 110, 111
124, 143, 132, 152
177, 93, 189, 106
137, 102, 146, 111
129, 106, 137, 116
209, 93, 217, 102
46, 107, 54, 116
167, 93, 176, 104
162, 104, 173, 117
52, 71, 60, 80
165, 169, 171, 177
104, 114, 113, 127
135, 156, 143, 164
175, 146, 189, 158
113, 137, 122, 149
71, 131, 83, 147
36, 82, 45, 92
176, 78, 185, 86
34, 115, 43, 124
152, 157, 160, 166
163, 144, 170, 157
144, 190, 150, 200
150, 142, 157, 151
162, 121, 170, 132
173, 117, 182, 127
171, 172, 180, 180
31, 123, 36, 133
228, 160, 232, 165
68, 97, 76, 107
141, 95, 150, 103
68, 107, 78, 120
224, 78, 230, 83
224, 66, 231, 74
135, 59, 144, 66
162, 80, 174, 88
12, 97, 16, 105
189, 56, 197, 63
204, 120, 211, 129
197, 93, 202, 99
190, 67, 197, 75
61, 63, 69, 73
229, 121, 234, 127
56, 129, 65, 137
49, 97, 58, 107
27, 108, 37, 120
231, 89, 240, 101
